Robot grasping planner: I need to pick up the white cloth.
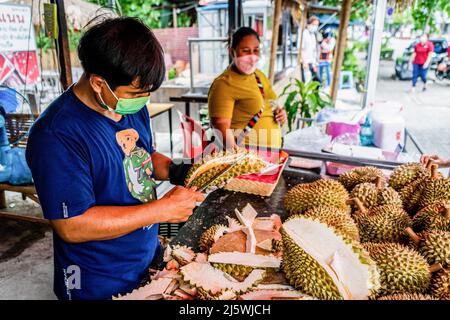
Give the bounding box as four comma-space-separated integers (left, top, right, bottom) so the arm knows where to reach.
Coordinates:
301, 29, 318, 65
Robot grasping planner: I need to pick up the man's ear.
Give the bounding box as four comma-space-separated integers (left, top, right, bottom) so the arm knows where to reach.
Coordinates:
90, 74, 104, 94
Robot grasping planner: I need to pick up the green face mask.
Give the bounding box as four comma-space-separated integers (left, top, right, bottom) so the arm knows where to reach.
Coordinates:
98, 81, 150, 115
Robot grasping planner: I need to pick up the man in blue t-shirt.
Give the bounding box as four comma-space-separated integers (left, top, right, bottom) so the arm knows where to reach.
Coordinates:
25, 17, 203, 300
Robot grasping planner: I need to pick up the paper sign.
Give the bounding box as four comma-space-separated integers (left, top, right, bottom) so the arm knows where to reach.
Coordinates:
0, 4, 36, 52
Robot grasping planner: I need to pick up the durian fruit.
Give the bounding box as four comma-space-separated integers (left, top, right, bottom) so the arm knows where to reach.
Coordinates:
350, 177, 402, 210
430, 267, 450, 300
400, 164, 445, 214
406, 227, 450, 267
281, 216, 380, 300
353, 203, 412, 243
363, 242, 431, 296
302, 206, 360, 242
338, 166, 386, 192
388, 162, 430, 191
179, 262, 265, 300
413, 201, 450, 232
377, 293, 437, 300
184, 149, 266, 189
199, 224, 229, 252
283, 179, 350, 215
208, 252, 280, 281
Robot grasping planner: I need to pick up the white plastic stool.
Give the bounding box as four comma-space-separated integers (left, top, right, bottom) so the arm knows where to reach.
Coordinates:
339, 70, 354, 89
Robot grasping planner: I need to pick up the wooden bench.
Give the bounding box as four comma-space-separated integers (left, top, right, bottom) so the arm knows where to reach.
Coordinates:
0, 113, 40, 209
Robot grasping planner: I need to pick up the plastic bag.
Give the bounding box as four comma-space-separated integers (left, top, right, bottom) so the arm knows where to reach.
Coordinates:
7, 147, 33, 185
283, 126, 331, 153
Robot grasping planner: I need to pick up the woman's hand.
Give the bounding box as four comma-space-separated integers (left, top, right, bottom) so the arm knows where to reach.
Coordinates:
274, 107, 287, 125
420, 154, 450, 168
160, 186, 205, 223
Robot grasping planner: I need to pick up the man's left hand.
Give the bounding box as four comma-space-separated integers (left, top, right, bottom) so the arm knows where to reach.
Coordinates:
274, 107, 287, 125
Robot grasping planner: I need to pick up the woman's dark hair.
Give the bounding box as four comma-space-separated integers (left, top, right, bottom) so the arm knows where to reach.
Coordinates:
229, 27, 260, 49
77, 17, 165, 91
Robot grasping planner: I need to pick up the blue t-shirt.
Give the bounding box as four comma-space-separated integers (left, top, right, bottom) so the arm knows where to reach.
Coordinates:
25, 87, 161, 300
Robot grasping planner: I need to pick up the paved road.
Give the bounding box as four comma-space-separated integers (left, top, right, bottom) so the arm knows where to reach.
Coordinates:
375, 60, 450, 160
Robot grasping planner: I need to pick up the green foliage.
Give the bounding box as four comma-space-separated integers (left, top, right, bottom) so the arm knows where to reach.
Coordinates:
412, 0, 450, 32
342, 42, 366, 90
36, 30, 53, 52
320, 0, 371, 21
168, 67, 177, 80
68, 29, 84, 51
280, 80, 332, 132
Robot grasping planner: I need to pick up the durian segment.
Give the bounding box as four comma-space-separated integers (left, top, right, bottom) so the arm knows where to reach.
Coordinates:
363, 242, 431, 296
239, 284, 316, 300
430, 268, 450, 300
354, 205, 412, 243
406, 229, 450, 267
302, 206, 360, 242
170, 245, 197, 266
338, 166, 386, 192
281, 217, 380, 300
377, 293, 437, 300
179, 262, 265, 300
413, 201, 450, 232
199, 224, 229, 252
388, 163, 429, 191
284, 179, 350, 215
184, 149, 266, 188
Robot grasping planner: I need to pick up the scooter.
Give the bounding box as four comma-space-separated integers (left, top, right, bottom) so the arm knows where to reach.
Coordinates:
435, 56, 450, 82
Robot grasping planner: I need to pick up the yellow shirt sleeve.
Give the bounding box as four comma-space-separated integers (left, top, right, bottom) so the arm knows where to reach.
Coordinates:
208, 78, 235, 119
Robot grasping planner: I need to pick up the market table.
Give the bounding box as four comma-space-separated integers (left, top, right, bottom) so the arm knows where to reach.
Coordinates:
152, 166, 323, 269
169, 93, 208, 117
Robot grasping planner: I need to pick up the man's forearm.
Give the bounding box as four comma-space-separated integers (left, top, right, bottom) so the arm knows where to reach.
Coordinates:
51, 198, 172, 243
151, 151, 172, 180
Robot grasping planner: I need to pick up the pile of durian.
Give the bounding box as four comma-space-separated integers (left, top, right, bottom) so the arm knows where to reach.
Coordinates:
282, 162, 449, 300
116, 161, 449, 301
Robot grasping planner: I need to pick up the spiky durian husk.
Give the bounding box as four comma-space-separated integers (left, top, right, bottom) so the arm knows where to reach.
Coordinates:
184, 149, 266, 188
388, 163, 429, 191
212, 263, 255, 281
283, 180, 349, 215
418, 178, 450, 210
377, 293, 437, 300
199, 224, 228, 252
350, 184, 402, 210
281, 217, 380, 300
338, 166, 386, 192
363, 242, 431, 296
302, 206, 360, 242
415, 230, 450, 267
400, 178, 425, 214
413, 201, 450, 232
354, 205, 412, 243
271, 239, 283, 253
430, 268, 450, 300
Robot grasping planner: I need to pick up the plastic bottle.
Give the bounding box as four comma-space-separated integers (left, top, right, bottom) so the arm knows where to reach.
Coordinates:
360, 116, 373, 146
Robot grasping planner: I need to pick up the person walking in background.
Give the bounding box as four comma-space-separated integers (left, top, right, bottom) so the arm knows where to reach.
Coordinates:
318, 29, 335, 87
301, 16, 320, 83
411, 33, 434, 92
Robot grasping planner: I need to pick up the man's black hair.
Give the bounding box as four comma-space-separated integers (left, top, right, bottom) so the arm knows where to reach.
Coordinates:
78, 17, 165, 91
229, 27, 260, 49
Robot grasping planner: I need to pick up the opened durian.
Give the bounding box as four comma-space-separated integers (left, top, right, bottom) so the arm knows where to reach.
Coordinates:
430, 267, 450, 300
338, 166, 386, 192
406, 227, 450, 267
179, 262, 265, 300
283, 179, 350, 215
350, 177, 402, 210
377, 293, 437, 300
413, 201, 450, 232
199, 224, 229, 252
208, 252, 280, 281
352, 202, 412, 243
302, 206, 360, 242
281, 216, 380, 300
388, 162, 430, 191
363, 242, 431, 296
184, 149, 266, 189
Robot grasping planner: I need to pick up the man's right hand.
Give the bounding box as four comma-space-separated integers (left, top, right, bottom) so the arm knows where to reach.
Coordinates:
160, 186, 205, 223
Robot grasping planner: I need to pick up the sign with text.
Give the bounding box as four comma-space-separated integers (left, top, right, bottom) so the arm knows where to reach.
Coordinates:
0, 4, 36, 52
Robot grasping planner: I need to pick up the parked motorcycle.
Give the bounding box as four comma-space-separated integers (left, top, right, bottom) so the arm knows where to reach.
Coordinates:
435, 56, 450, 82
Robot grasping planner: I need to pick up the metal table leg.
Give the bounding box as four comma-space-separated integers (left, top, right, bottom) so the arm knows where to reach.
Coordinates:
168, 108, 173, 157
186, 102, 190, 117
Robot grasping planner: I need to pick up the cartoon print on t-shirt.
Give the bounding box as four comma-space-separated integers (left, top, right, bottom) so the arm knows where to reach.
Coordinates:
116, 129, 156, 203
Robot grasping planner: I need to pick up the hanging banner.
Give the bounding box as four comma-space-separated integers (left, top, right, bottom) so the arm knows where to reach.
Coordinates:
0, 4, 36, 52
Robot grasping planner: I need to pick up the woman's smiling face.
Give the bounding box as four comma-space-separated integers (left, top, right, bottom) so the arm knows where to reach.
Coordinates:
234, 34, 261, 57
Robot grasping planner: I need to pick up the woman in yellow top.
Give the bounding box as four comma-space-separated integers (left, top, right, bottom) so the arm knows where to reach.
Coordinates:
208, 27, 287, 149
